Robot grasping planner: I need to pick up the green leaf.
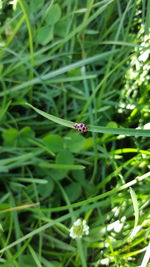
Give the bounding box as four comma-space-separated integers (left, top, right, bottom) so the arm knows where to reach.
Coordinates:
2, 127, 35, 147
43, 134, 63, 152
29, 0, 44, 13
19, 255, 36, 267
2, 128, 18, 147
10, 182, 25, 192
65, 133, 85, 153
65, 182, 82, 202
72, 169, 86, 186
18, 127, 35, 147
55, 19, 68, 37
38, 177, 54, 198
72, 169, 92, 193
44, 4, 61, 25
36, 26, 54, 45
50, 262, 63, 267
56, 149, 74, 165
52, 149, 74, 180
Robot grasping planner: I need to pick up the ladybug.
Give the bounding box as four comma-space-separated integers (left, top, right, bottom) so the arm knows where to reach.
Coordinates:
74, 123, 88, 132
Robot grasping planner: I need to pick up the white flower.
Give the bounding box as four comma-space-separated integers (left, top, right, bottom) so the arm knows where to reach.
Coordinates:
143, 123, 150, 130
69, 218, 89, 239
138, 49, 150, 62
100, 258, 110, 265
107, 219, 124, 233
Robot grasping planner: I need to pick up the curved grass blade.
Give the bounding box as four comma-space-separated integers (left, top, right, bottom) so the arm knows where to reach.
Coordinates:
26, 103, 150, 137
129, 187, 139, 229
140, 241, 150, 267
26, 103, 74, 128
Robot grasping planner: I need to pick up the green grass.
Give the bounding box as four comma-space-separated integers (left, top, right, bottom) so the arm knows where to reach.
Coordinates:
0, 0, 150, 267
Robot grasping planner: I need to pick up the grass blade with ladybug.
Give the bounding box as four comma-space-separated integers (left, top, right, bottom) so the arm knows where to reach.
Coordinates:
26, 103, 150, 137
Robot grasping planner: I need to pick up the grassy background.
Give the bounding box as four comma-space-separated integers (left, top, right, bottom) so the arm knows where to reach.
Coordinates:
0, 0, 150, 266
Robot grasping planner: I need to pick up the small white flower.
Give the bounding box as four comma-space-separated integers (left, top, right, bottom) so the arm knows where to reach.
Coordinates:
107, 219, 124, 233
143, 123, 150, 130
138, 49, 150, 62
100, 258, 110, 265
69, 218, 89, 239
74, 219, 81, 226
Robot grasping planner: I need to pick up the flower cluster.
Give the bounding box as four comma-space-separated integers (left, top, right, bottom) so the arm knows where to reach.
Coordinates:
125, 28, 150, 91
69, 218, 89, 239
119, 0, 150, 115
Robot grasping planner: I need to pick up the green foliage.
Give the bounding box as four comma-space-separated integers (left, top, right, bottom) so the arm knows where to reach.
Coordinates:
64, 133, 86, 153
44, 4, 61, 26
19, 255, 36, 267
0, 0, 150, 266
2, 128, 18, 147
29, 0, 44, 13
55, 19, 68, 38
65, 182, 82, 202
2, 127, 35, 147
38, 176, 54, 198
36, 25, 54, 45
52, 149, 74, 180
36, 3, 61, 44
43, 134, 64, 153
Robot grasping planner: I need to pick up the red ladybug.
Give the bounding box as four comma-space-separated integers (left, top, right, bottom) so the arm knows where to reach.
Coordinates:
74, 123, 88, 132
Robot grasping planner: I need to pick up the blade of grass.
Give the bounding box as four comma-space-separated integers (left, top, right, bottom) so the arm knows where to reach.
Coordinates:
39, 163, 85, 170
0, 50, 118, 97
28, 245, 43, 267
140, 241, 150, 267
110, 148, 150, 155
0, 100, 11, 120
55, 180, 87, 267
129, 187, 139, 229
26, 103, 150, 137
45, 172, 150, 213
17, 0, 34, 61
0, 202, 39, 214
0, 213, 71, 254
48, 0, 115, 54
13, 178, 48, 184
